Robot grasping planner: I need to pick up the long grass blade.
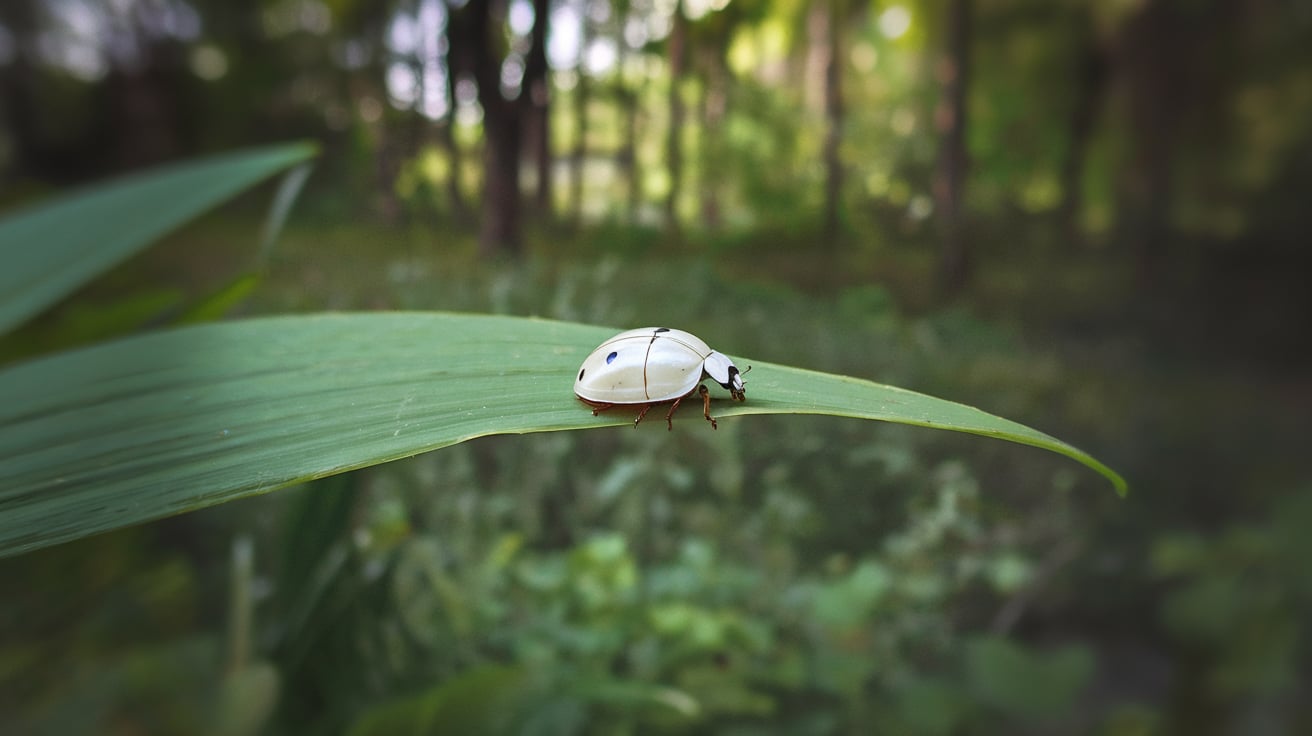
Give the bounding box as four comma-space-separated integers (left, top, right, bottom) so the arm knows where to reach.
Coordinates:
0, 313, 1126, 558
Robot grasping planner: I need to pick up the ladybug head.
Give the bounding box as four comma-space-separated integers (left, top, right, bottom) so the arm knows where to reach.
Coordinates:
705, 351, 747, 401
727, 365, 749, 401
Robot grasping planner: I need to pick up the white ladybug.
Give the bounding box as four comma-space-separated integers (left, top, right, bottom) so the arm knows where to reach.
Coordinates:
574, 327, 747, 430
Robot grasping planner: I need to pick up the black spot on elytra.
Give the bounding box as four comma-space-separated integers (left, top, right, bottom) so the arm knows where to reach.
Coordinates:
606, 351, 618, 364
655, 327, 670, 333
578, 368, 586, 380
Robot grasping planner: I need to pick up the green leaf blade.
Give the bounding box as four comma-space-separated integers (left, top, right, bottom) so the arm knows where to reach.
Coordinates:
0, 313, 1125, 558
0, 142, 317, 334
735, 364, 1127, 497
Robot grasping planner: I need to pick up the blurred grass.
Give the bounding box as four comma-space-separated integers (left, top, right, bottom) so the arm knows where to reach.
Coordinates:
0, 143, 315, 335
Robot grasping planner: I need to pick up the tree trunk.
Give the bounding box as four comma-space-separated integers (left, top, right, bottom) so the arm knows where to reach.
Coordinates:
347, 0, 399, 223
570, 6, 592, 225
107, 37, 188, 173
700, 55, 727, 230
460, 0, 525, 258
438, 117, 469, 222
480, 110, 523, 256
1115, 0, 1180, 282
624, 92, 641, 219
0, 0, 54, 183
665, 0, 687, 235
822, 0, 845, 245
934, 0, 973, 294
440, 9, 470, 223
616, 8, 641, 221
1057, 10, 1107, 246
524, 0, 552, 214
373, 126, 404, 226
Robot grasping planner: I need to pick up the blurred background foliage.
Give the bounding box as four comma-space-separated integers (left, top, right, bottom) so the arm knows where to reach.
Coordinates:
0, 0, 1309, 733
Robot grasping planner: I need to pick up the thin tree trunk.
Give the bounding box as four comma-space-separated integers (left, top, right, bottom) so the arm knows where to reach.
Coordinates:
438, 117, 469, 222
665, 0, 687, 234
822, 0, 844, 244
465, 0, 523, 257
1057, 11, 1107, 246
349, 0, 400, 223
700, 56, 727, 230
400, 39, 434, 226
625, 94, 641, 219
440, 7, 470, 222
934, 0, 973, 294
570, 5, 591, 225
616, 8, 640, 221
1115, 0, 1179, 282
0, 0, 54, 182
524, 0, 552, 214
479, 107, 523, 257
107, 37, 186, 172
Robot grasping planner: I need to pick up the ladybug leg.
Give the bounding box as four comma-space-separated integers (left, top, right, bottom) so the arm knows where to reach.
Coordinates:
699, 384, 717, 430
634, 402, 653, 427
663, 395, 686, 431
589, 401, 616, 417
